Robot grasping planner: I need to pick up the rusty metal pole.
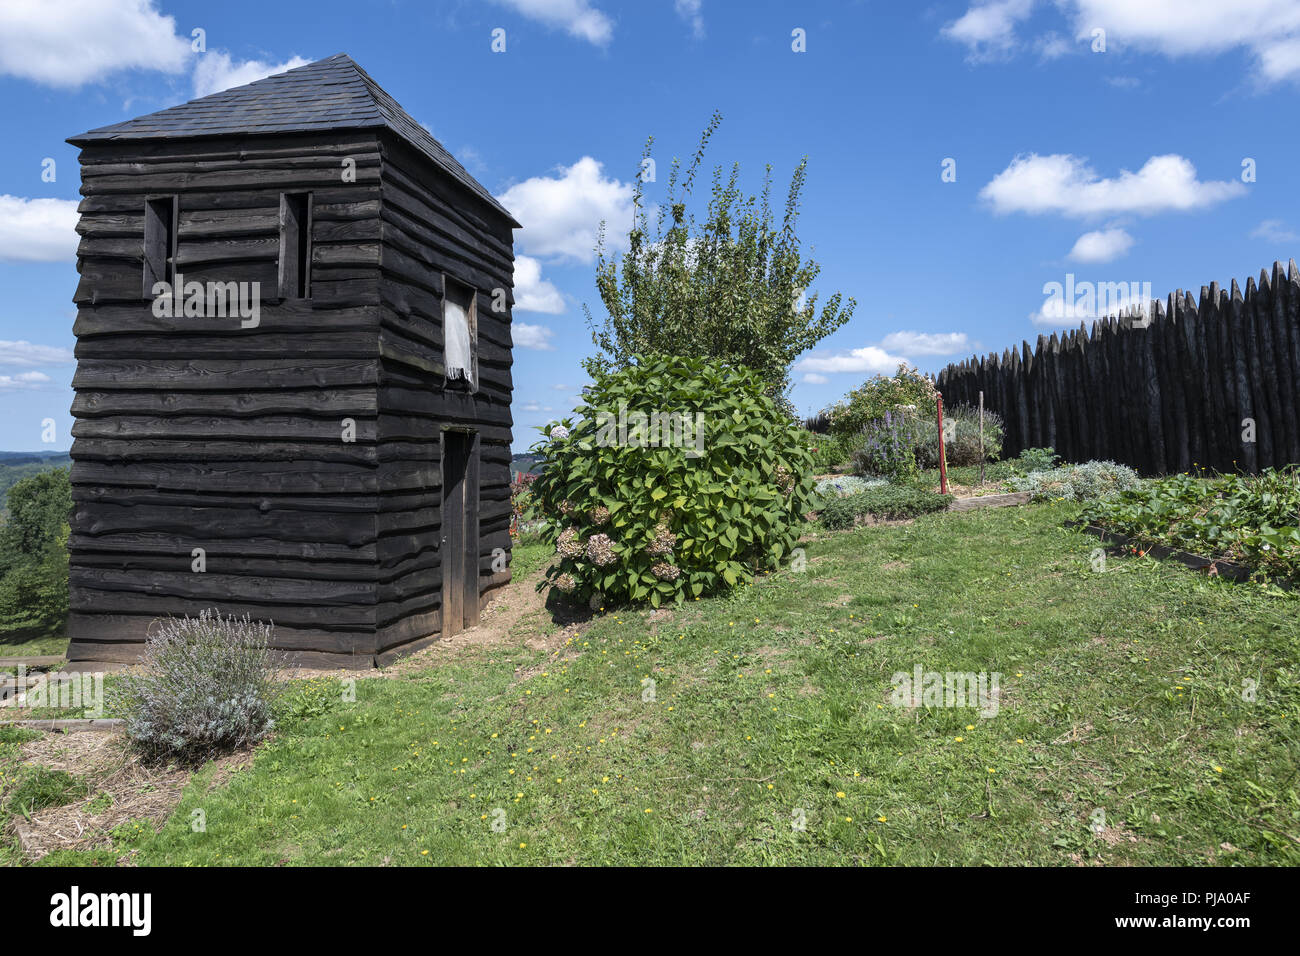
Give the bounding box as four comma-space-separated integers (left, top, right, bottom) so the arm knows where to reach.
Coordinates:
937, 394, 949, 495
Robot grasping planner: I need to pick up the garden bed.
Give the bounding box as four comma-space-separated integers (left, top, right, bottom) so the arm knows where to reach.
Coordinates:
1078, 469, 1300, 586
1071, 521, 1286, 587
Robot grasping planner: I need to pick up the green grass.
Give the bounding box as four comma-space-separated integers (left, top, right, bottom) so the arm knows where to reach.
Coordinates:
0, 630, 68, 661
6, 767, 87, 817
13, 504, 1300, 866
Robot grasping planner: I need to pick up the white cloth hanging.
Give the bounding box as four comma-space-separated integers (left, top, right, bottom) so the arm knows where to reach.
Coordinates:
444, 294, 472, 384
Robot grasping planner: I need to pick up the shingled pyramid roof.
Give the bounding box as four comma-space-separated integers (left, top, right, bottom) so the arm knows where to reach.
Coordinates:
68, 53, 516, 225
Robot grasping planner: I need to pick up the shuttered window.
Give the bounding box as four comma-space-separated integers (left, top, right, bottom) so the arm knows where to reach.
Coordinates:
278, 192, 312, 299
142, 196, 176, 297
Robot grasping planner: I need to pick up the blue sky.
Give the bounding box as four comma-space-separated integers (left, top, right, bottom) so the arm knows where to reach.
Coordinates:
1, 0, 1298, 453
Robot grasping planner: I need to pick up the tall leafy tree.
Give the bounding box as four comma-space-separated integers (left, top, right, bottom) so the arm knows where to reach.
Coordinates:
583, 113, 855, 407
0, 468, 70, 636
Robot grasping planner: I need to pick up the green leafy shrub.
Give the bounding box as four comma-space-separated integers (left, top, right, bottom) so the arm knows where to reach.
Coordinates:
529, 355, 815, 607
1014, 447, 1058, 474
850, 410, 923, 483
1008, 460, 1140, 502
808, 433, 850, 471
110, 609, 280, 765
1082, 468, 1300, 580
915, 405, 1003, 468
820, 486, 953, 529
825, 365, 938, 441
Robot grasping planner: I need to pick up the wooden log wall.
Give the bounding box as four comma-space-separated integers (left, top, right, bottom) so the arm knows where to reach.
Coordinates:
67, 131, 515, 668
373, 133, 516, 663
936, 260, 1300, 476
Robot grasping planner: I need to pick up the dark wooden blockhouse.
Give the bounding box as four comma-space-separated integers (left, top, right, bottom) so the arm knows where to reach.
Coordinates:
65, 54, 519, 668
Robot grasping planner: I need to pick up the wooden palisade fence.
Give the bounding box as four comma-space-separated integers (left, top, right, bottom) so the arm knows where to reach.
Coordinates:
936, 260, 1300, 476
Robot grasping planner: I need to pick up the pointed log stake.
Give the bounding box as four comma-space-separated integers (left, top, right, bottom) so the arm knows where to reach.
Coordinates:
937, 393, 949, 495
979, 390, 985, 485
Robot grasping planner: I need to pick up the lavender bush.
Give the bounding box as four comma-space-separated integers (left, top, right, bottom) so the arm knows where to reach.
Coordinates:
850, 410, 922, 483
110, 609, 280, 765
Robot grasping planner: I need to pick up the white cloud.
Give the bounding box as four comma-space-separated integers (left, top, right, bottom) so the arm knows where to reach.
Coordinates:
1067, 227, 1135, 263
0, 371, 52, 391
0, 196, 80, 262
796, 346, 907, 376
0, 0, 191, 88
1255, 34, 1300, 83
675, 0, 705, 39
941, 0, 1036, 61
512, 255, 566, 313
1250, 219, 1299, 243
1031, 282, 1152, 327
497, 157, 636, 264
489, 0, 614, 46
0, 340, 75, 368
878, 331, 971, 356
981, 153, 1245, 219
796, 331, 971, 378
1035, 31, 1072, 60
945, 0, 1300, 84
513, 322, 556, 350
193, 52, 311, 97
1071, 0, 1300, 82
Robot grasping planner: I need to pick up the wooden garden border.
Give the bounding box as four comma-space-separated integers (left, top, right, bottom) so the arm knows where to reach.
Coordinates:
0, 719, 123, 733
947, 491, 1032, 512
1068, 520, 1293, 589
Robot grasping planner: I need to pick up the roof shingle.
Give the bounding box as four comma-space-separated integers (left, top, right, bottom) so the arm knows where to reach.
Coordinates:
68, 53, 517, 225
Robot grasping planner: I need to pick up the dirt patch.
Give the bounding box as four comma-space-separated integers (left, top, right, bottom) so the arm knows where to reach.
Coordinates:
9, 730, 250, 862
383, 564, 585, 678
1095, 821, 1140, 847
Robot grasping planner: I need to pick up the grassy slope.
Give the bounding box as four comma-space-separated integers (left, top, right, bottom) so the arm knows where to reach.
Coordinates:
0, 634, 67, 659
24, 503, 1300, 866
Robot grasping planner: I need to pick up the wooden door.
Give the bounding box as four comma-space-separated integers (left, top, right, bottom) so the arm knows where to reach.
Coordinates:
440, 430, 479, 637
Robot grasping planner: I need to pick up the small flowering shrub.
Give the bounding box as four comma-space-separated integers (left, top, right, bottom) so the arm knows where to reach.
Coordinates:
914, 404, 1004, 469
808, 433, 850, 471
530, 355, 816, 607
109, 609, 280, 765
824, 364, 938, 440
850, 410, 923, 483
509, 472, 537, 537
1007, 460, 1140, 502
